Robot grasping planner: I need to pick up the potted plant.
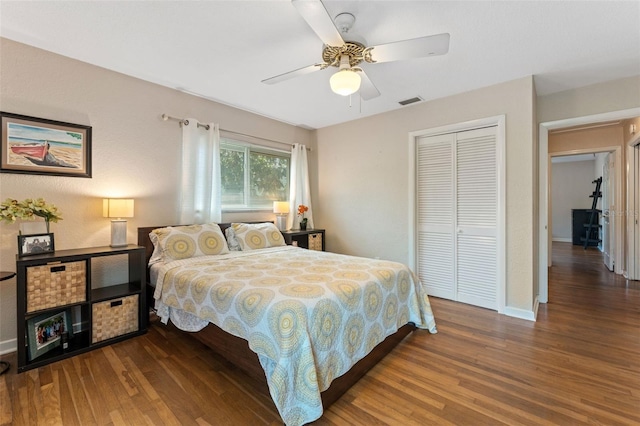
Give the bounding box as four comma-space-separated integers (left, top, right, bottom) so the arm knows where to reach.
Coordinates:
297, 204, 309, 230
0, 198, 63, 233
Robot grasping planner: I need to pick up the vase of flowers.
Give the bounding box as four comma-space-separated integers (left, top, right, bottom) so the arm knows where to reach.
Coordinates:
298, 204, 309, 230
0, 198, 63, 233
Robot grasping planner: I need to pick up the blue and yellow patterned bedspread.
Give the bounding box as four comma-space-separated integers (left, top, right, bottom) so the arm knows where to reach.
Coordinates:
153, 246, 436, 425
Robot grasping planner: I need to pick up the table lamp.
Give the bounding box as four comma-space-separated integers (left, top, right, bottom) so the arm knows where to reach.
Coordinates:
273, 201, 289, 231
103, 199, 134, 247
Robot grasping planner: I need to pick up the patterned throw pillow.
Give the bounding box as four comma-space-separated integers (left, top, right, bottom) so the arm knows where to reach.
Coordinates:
149, 223, 229, 263
231, 222, 285, 250
225, 227, 242, 251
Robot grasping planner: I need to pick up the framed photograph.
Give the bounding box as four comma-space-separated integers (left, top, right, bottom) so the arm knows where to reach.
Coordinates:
18, 233, 55, 257
1, 111, 92, 178
27, 309, 72, 361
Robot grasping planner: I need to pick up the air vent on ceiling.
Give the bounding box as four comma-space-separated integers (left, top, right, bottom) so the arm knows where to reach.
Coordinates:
398, 96, 423, 106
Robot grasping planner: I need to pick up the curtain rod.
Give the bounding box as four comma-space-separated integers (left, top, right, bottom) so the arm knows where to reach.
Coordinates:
161, 114, 311, 151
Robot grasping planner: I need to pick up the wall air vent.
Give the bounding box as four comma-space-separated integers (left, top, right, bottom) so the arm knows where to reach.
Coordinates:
398, 96, 423, 106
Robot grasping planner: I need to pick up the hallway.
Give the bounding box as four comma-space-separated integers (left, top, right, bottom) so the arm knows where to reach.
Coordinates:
546, 242, 638, 308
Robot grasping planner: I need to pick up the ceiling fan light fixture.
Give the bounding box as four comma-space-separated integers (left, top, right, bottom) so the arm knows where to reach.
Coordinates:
330, 69, 361, 96
330, 55, 361, 96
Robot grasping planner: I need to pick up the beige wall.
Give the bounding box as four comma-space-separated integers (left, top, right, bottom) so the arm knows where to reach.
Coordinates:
0, 38, 316, 349
549, 125, 625, 154
537, 75, 640, 124
316, 76, 536, 313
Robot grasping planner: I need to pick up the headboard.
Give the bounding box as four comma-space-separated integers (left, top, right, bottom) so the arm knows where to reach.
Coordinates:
137, 222, 270, 279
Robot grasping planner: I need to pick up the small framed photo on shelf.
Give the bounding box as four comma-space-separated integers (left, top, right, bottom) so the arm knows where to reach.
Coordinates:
27, 309, 72, 361
17, 233, 55, 257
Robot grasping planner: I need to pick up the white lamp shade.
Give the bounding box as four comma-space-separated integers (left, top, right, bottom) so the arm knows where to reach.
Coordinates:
330, 69, 361, 96
103, 199, 134, 218
273, 201, 290, 214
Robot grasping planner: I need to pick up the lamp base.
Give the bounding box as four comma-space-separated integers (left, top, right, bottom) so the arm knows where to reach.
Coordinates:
276, 215, 288, 231
110, 220, 128, 247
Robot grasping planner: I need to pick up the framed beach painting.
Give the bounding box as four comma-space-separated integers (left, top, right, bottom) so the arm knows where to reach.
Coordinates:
0, 112, 92, 178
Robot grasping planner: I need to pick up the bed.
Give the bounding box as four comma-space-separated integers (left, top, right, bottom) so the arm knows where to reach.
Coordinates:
138, 222, 436, 425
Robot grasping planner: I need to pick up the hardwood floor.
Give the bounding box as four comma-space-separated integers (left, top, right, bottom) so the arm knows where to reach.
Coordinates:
2, 242, 639, 425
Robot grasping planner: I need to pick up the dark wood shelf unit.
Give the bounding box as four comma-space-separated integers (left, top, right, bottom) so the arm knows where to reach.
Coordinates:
572, 208, 601, 246
16, 244, 147, 373
281, 229, 325, 251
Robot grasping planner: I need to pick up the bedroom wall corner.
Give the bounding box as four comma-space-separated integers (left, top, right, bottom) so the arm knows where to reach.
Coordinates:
531, 76, 540, 309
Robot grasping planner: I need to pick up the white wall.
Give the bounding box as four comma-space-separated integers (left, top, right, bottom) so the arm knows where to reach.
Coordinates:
0, 38, 316, 351
316, 77, 536, 313
551, 160, 596, 241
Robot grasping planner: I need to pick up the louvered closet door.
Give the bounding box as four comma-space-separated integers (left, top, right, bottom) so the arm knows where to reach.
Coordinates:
455, 127, 498, 310
417, 126, 498, 310
416, 133, 455, 300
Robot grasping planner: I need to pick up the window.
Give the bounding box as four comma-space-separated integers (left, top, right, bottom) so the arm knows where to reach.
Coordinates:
220, 139, 290, 210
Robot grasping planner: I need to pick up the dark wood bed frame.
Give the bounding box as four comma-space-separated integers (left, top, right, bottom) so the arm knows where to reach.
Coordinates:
138, 224, 417, 411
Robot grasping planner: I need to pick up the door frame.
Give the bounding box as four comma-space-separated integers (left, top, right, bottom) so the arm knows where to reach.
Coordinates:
538, 107, 640, 303
602, 153, 614, 270
628, 135, 640, 280
408, 115, 506, 313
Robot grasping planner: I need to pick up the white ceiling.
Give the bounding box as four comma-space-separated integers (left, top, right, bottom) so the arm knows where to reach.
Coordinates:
1, 1, 639, 129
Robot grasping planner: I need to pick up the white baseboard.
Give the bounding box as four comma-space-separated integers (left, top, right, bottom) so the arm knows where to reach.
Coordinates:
552, 237, 572, 243
503, 305, 536, 321
0, 338, 17, 355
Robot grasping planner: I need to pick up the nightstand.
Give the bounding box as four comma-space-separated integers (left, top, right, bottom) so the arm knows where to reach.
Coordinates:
281, 229, 325, 251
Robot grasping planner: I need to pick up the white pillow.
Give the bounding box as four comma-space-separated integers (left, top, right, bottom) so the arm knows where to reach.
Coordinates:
231, 222, 285, 250
149, 223, 229, 264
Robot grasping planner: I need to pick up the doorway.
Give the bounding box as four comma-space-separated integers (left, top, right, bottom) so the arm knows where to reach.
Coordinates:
538, 107, 640, 304
549, 150, 617, 278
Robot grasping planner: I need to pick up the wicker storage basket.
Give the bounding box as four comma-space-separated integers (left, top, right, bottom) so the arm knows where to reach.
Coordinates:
92, 294, 139, 343
309, 233, 323, 251
26, 261, 87, 313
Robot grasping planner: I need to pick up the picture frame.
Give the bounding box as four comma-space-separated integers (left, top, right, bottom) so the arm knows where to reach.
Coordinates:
1, 111, 92, 178
18, 233, 55, 257
27, 309, 73, 361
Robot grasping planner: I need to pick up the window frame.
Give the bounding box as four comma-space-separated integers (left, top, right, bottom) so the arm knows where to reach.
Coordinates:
220, 138, 291, 212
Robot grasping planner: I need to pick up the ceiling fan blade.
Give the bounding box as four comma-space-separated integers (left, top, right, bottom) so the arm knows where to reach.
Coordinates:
367, 33, 450, 63
292, 0, 345, 47
356, 69, 380, 100
262, 63, 324, 85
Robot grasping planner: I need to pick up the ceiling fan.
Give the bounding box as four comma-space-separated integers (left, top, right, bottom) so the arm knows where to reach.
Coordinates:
261, 0, 450, 100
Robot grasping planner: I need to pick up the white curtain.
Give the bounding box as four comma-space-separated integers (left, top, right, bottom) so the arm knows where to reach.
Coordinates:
178, 119, 222, 224
287, 143, 313, 229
